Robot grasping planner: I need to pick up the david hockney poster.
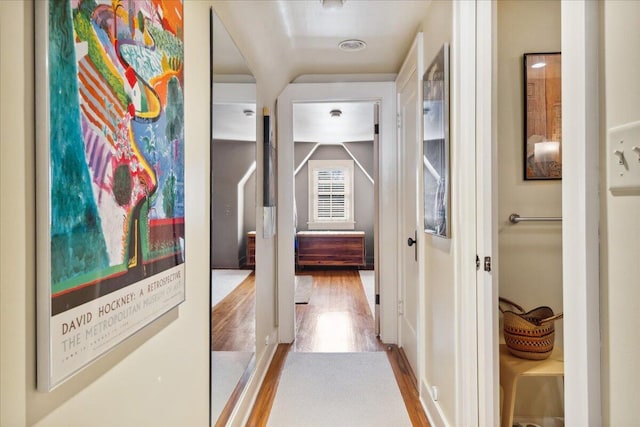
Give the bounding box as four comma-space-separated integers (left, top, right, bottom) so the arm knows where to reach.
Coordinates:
36, 0, 185, 390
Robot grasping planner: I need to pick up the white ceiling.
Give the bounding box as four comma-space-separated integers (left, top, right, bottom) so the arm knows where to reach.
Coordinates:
294, 101, 375, 143
211, 12, 253, 81
213, 0, 432, 78
212, 103, 257, 142
212, 101, 374, 144
212, 0, 430, 142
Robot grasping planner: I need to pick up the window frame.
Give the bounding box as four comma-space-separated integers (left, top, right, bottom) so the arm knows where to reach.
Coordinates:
307, 159, 355, 230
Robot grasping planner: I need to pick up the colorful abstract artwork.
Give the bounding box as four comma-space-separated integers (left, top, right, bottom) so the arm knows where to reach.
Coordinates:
37, 0, 185, 390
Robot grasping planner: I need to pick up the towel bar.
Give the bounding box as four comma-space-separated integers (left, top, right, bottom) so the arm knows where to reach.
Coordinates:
509, 213, 562, 224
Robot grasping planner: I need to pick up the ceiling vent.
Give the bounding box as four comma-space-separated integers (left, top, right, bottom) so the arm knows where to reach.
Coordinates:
338, 39, 367, 52
321, 0, 345, 10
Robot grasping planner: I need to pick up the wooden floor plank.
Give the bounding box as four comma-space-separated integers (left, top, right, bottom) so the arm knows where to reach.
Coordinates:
387, 344, 431, 426
211, 272, 255, 352
294, 270, 384, 352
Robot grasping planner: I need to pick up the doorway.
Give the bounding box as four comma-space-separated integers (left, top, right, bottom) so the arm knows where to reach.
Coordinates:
475, 0, 602, 425
276, 82, 398, 345
290, 100, 379, 351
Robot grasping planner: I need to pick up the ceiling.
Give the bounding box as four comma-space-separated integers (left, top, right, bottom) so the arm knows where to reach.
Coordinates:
213, 0, 431, 78
212, 0, 431, 142
212, 103, 257, 142
294, 101, 375, 143
211, 11, 252, 81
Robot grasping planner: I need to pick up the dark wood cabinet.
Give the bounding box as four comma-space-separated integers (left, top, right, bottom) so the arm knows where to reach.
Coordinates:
246, 231, 255, 268
296, 231, 365, 267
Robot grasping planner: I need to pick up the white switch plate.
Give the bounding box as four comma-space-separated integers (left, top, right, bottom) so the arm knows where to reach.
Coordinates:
609, 121, 640, 195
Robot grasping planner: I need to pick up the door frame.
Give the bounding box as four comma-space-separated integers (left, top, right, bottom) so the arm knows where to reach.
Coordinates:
475, 0, 499, 425
454, 0, 482, 424
560, 1, 602, 424
473, 0, 602, 425
395, 32, 424, 381
276, 82, 398, 344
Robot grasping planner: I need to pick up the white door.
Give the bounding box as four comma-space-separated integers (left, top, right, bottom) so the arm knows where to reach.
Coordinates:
396, 34, 423, 375
476, 0, 499, 424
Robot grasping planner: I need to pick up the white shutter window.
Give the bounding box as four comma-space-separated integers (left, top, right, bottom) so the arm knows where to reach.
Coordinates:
308, 160, 355, 230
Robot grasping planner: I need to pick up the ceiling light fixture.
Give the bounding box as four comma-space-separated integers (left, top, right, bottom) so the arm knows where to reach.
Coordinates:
329, 109, 342, 118
338, 39, 367, 52
321, 0, 345, 10
243, 109, 255, 117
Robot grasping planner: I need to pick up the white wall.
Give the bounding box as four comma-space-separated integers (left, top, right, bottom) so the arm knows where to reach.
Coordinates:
497, 0, 564, 419
602, 1, 640, 425
418, 1, 456, 425
1, 2, 210, 425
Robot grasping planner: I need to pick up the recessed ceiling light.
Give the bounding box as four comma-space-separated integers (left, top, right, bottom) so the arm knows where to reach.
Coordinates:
338, 39, 367, 52
329, 109, 342, 118
531, 62, 546, 69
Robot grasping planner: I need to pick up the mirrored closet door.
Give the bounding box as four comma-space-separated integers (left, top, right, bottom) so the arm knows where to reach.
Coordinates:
210, 9, 256, 426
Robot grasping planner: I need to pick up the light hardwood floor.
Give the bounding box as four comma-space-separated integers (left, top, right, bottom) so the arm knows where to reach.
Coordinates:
211, 272, 255, 352
294, 270, 384, 352
246, 269, 430, 426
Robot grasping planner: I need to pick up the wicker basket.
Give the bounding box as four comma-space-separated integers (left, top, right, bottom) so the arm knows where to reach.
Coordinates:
499, 297, 563, 360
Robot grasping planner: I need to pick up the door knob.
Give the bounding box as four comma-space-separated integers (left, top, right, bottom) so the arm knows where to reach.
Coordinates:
407, 237, 416, 247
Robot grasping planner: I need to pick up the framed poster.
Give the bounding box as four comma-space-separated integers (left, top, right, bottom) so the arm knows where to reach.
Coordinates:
36, 0, 185, 391
423, 44, 450, 238
263, 108, 276, 208
523, 52, 562, 180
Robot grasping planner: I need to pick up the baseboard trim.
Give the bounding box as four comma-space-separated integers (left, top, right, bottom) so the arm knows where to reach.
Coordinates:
420, 378, 451, 427
228, 327, 279, 427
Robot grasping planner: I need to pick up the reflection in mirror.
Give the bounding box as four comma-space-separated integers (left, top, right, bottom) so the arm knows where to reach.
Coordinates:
423, 44, 450, 237
210, 9, 256, 426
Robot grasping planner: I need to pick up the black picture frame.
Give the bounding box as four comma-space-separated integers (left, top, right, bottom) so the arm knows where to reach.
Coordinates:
523, 52, 562, 180
263, 110, 276, 207
423, 44, 450, 238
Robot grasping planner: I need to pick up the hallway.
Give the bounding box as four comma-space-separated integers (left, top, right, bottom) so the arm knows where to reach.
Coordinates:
246, 270, 429, 426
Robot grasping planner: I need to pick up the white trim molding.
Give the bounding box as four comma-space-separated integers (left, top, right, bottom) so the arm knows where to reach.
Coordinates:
475, 0, 499, 426
307, 159, 355, 230
561, 0, 602, 425
276, 82, 397, 344
453, 0, 480, 426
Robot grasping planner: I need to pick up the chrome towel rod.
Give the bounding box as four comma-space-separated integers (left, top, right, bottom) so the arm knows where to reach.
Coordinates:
509, 213, 562, 224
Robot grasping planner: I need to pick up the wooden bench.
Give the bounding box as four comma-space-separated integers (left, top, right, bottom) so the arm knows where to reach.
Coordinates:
500, 344, 564, 427
296, 231, 365, 267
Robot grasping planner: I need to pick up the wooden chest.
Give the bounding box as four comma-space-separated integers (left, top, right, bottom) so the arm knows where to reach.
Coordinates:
296, 231, 365, 267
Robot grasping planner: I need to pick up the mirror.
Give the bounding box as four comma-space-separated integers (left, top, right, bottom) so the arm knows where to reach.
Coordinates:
210, 9, 256, 425
523, 52, 562, 180
423, 43, 450, 237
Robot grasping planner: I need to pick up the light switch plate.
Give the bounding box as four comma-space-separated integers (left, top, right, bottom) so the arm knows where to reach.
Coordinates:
608, 120, 640, 195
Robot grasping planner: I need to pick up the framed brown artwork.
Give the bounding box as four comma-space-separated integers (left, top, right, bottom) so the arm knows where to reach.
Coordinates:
523, 52, 562, 180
